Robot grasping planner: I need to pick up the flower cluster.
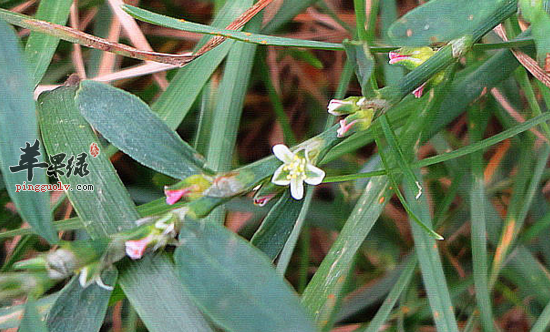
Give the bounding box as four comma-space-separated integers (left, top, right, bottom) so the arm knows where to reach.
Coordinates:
8, 210, 184, 295
326, 96, 376, 138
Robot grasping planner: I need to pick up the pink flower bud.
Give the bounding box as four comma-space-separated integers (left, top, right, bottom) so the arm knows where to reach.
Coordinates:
412, 82, 426, 98
164, 187, 193, 205
125, 235, 154, 260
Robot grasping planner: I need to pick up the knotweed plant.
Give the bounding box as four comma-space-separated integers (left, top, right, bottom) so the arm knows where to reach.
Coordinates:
0, 0, 549, 332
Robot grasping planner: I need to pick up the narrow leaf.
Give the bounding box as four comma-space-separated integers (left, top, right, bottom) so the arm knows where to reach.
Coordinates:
0, 18, 57, 243
123, 5, 342, 51
24, 0, 72, 86
38, 85, 214, 332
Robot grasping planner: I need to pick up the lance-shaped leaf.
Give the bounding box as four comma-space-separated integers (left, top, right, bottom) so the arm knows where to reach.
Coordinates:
76, 80, 208, 180
388, 0, 510, 46
175, 219, 317, 332
24, 0, 72, 86
0, 18, 57, 244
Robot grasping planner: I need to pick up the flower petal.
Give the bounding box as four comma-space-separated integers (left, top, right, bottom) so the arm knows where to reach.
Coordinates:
125, 235, 153, 260
304, 164, 325, 185
95, 276, 114, 291
271, 165, 290, 186
273, 144, 294, 163
78, 266, 91, 288
290, 177, 304, 200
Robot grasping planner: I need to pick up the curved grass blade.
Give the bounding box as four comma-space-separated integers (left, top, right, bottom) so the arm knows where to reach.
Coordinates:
0, 18, 57, 244
123, 5, 343, 51
46, 271, 117, 332
76, 80, 209, 179
376, 115, 443, 240
388, 0, 509, 46
19, 299, 48, 332
24, 0, 72, 86
175, 219, 317, 332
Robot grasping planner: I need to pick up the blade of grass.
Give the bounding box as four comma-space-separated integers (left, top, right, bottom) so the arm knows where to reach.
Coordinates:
0, 18, 57, 244
204, 8, 258, 224
151, 0, 252, 128
468, 105, 495, 332
24, 0, 72, 86
276, 188, 313, 274
124, 5, 343, 50
375, 115, 443, 240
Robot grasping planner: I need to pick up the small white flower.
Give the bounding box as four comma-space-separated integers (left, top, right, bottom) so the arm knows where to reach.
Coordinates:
271, 144, 325, 200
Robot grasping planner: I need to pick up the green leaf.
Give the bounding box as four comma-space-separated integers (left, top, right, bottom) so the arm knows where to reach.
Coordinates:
404, 168, 459, 332
301, 175, 392, 330
0, 18, 57, 244
46, 271, 117, 332
468, 106, 495, 332
123, 5, 342, 51
388, 0, 509, 46
118, 254, 214, 332
251, 191, 303, 260
18, 299, 48, 332
152, 0, 261, 128
38, 85, 137, 237
24, 0, 72, 86
76, 80, 208, 180
38, 85, 214, 332
174, 219, 318, 332
203, 9, 258, 223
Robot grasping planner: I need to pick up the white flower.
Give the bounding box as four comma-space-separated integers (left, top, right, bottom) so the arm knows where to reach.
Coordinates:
271, 144, 325, 200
